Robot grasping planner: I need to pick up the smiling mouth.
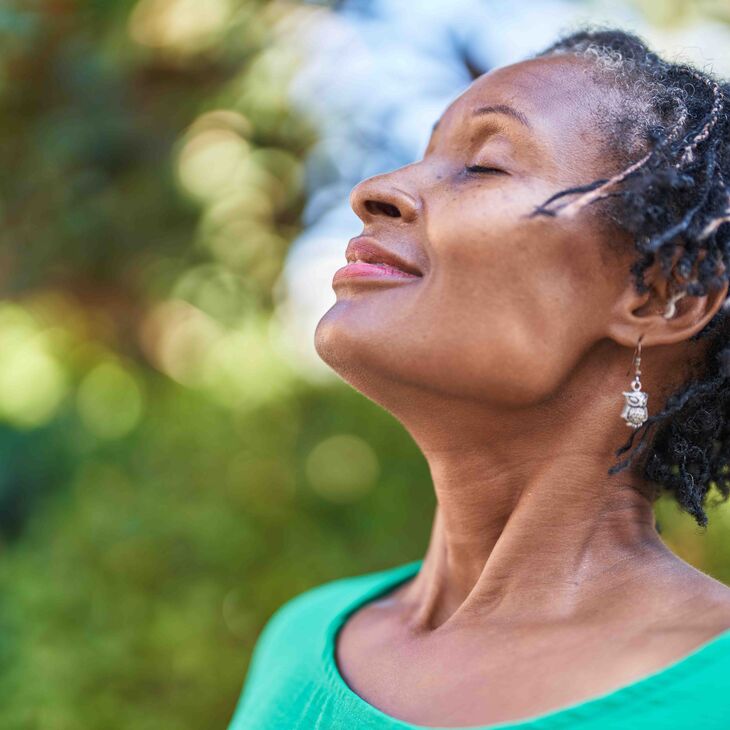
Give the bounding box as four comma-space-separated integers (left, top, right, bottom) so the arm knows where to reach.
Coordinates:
332, 260, 422, 285
334, 235, 423, 286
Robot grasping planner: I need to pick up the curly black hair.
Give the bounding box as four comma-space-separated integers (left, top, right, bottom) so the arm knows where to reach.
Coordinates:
529, 28, 730, 527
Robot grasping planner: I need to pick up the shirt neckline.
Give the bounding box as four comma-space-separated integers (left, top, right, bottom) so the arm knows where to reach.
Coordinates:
324, 558, 730, 729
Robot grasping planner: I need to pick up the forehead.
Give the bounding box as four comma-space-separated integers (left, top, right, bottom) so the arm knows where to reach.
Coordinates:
436, 54, 614, 178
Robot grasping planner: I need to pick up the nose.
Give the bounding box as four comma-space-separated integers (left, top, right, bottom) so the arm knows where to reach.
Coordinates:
350, 173, 420, 224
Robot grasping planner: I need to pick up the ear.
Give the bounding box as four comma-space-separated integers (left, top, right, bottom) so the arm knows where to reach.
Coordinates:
606, 260, 729, 348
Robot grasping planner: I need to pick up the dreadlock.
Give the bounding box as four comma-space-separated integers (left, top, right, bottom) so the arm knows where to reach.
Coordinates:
531, 28, 730, 527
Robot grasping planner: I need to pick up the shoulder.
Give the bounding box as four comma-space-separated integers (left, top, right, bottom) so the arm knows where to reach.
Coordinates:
649, 557, 730, 641
698, 585, 730, 638
679, 561, 730, 620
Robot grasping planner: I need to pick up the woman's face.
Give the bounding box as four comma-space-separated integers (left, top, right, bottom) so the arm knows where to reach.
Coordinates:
315, 54, 639, 406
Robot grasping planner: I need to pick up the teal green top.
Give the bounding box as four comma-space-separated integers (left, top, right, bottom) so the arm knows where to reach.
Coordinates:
227, 559, 730, 729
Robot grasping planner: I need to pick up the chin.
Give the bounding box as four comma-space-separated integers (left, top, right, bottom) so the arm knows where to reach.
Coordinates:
312, 304, 393, 398
313, 302, 361, 376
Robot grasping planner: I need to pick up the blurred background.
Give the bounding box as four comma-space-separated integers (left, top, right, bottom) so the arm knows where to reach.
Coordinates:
1, 1, 730, 728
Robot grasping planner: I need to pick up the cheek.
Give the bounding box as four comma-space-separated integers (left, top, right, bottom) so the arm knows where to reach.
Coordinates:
417, 192, 617, 402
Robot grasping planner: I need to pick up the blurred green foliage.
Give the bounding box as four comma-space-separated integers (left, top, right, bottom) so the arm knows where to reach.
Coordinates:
0, 1, 727, 729
0, 2, 434, 727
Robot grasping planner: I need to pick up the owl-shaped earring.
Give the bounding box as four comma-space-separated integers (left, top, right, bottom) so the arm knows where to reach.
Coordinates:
621, 335, 648, 429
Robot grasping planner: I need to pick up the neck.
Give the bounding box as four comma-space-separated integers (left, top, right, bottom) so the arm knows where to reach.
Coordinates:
378, 343, 676, 634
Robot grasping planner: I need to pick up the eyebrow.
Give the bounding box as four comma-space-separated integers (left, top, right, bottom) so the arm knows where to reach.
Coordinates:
473, 104, 531, 128
431, 103, 531, 132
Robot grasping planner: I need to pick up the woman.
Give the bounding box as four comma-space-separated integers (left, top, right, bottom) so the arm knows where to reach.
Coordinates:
228, 28, 730, 729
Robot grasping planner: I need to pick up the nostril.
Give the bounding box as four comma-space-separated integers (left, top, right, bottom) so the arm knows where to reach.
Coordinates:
365, 200, 401, 217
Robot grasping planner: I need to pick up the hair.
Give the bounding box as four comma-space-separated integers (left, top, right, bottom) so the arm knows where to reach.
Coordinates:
530, 28, 730, 527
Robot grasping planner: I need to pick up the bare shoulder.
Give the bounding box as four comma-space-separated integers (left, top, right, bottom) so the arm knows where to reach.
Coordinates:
698, 578, 730, 628
652, 555, 730, 636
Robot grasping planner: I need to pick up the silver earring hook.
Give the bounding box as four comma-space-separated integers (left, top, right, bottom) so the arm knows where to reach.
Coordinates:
625, 334, 644, 377
620, 333, 649, 429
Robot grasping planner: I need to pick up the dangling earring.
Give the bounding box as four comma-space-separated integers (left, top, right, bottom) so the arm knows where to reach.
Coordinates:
620, 335, 649, 429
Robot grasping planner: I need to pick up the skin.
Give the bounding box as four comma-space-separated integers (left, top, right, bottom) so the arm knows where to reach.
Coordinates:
313, 54, 730, 727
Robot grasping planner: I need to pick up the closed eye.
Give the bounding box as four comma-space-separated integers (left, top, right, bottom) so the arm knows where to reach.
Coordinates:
464, 165, 508, 175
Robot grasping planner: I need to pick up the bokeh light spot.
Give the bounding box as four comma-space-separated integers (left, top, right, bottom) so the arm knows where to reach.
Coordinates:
77, 362, 144, 439
176, 129, 250, 202
0, 304, 67, 428
305, 434, 379, 503
140, 300, 223, 386
129, 0, 232, 53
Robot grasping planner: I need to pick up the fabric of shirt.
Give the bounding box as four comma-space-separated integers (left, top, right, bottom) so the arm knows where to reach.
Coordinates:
226, 559, 730, 729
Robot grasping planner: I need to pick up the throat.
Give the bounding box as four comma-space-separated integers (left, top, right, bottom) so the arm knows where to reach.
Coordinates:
399, 481, 664, 634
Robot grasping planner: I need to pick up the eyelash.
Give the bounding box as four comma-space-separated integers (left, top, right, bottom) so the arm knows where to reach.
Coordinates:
464, 165, 507, 175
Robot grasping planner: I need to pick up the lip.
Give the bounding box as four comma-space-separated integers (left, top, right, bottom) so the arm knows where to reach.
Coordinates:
333, 261, 422, 284
333, 236, 422, 286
